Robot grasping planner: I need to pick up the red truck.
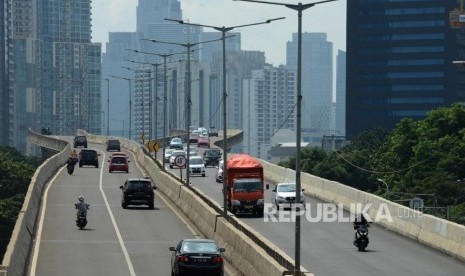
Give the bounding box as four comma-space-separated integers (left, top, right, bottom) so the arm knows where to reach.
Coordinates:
226, 154, 264, 217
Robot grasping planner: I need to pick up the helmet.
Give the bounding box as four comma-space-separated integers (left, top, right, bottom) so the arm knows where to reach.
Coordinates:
78, 195, 84, 202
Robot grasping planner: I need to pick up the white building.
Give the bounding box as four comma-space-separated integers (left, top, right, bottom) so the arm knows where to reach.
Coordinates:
242, 65, 296, 161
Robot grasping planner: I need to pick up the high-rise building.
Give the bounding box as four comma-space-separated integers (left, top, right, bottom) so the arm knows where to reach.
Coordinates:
210, 50, 266, 133
12, 0, 40, 152
346, 1, 465, 139
137, 0, 181, 38
102, 32, 138, 137
335, 50, 346, 136
200, 31, 241, 64
0, 0, 13, 147
242, 65, 296, 160
286, 32, 334, 145
38, 0, 101, 135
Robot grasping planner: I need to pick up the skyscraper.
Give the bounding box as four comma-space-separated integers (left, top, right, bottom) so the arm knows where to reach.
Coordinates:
335, 50, 346, 136
38, 0, 102, 135
242, 65, 296, 160
210, 50, 266, 132
346, 1, 465, 139
12, 0, 40, 152
286, 32, 333, 145
0, 0, 12, 147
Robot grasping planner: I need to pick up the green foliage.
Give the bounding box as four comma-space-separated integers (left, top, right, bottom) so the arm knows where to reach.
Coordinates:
0, 147, 40, 260
0, 194, 25, 261
279, 104, 465, 224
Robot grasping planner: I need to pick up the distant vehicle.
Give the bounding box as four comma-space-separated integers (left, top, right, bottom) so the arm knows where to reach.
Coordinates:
170, 137, 183, 150
189, 156, 206, 177
106, 139, 121, 151
189, 131, 200, 143
198, 127, 208, 137
169, 239, 225, 276
269, 182, 305, 210
208, 127, 218, 137
169, 150, 187, 169
215, 160, 224, 183
74, 136, 88, 148
108, 155, 130, 173
109, 152, 127, 159
197, 136, 210, 148
120, 178, 156, 209
164, 149, 174, 163
79, 149, 100, 168
227, 154, 264, 216
204, 149, 221, 167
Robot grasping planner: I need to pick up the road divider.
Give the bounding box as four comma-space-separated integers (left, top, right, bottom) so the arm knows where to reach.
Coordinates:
261, 159, 465, 262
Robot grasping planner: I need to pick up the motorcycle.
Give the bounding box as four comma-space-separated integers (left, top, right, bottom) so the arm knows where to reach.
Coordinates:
76, 211, 87, 229
67, 158, 78, 175
353, 224, 369, 251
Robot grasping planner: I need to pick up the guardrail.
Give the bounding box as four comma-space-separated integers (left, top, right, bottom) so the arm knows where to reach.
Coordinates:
1, 129, 70, 276
261, 160, 465, 262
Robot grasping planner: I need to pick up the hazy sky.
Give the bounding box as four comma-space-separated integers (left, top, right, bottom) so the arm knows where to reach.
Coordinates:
91, 0, 346, 66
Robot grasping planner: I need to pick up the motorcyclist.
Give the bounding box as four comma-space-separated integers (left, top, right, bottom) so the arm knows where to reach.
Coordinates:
67, 156, 77, 168
74, 195, 90, 221
353, 213, 369, 240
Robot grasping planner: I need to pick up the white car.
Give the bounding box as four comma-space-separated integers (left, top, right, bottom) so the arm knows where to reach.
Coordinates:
169, 150, 187, 169
215, 160, 224, 183
164, 149, 174, 163
270, 183, 305, 210
189, 156, 205, 177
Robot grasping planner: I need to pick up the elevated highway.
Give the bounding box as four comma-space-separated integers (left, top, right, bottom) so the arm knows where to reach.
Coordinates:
2, 129, 465, 276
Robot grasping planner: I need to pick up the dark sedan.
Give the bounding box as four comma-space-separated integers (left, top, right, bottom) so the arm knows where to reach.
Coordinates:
170, 239, 225, 276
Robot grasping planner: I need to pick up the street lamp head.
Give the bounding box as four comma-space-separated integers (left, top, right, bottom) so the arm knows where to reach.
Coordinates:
165, 18, 183, 24
377, 178, 383, 182
266, 16, 286, 23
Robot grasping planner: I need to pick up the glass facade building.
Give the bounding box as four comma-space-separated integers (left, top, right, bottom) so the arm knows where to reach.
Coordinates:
1, 0, 13, 147
346, 0, 465, 139
38, 0, 101, 135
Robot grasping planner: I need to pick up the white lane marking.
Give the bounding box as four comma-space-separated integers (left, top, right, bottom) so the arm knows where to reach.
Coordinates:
97, 149, 136, 276
30, 165, 66, 276
132, 150, 237, 276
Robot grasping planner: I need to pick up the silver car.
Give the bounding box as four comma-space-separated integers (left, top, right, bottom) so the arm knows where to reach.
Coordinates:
270, 183, 305, 210
164, 149, 174, 163
215, 160, 224, 183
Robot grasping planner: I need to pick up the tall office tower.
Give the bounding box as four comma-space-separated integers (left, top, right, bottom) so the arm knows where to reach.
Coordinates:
135, 0, 197, 63
346, 1, 465, 139
210, 50, 266, 133
137, 0, 181, 37
335, 50, 346, 136
12, 0, 40, 152
242, 65, 296, 160
286, 32, 333, 145
38, 0, 102, 136
102, 32, 138, 137
132, 67, 152, 141
200, 31, 241, 64
164, 59, 210, 131
0, 0, 12, 147
200, 31, 241, 130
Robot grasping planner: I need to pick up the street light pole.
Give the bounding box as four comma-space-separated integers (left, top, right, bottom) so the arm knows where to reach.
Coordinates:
165, 17, 283, 216
234, 1, 337, 274
104, 78, 110, 136
144, 37, 228, 186
126, 49, 189, 169
110, 75, 133, 140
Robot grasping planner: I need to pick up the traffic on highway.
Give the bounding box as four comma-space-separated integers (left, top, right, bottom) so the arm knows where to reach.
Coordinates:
161, 136, 465, 276
29, 138, 232, 276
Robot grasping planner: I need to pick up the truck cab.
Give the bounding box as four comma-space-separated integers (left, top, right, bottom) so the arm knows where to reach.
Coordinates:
226, 154, 264, 217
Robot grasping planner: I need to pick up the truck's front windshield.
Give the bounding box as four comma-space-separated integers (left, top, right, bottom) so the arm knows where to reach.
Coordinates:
233, 180, 262, 192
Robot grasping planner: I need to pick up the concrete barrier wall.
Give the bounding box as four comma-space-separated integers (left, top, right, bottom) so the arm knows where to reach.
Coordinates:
82, 130, 310, 276
261, 159, 465, 262
1, 130, 70, 276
